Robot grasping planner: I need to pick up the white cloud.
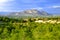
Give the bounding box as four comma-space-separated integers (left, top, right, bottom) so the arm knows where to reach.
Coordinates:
0, 0, 14, 3
0, 9, 16, 12
32, 7, 43, 10
48, 6, 60, 8
0, 0, 15, 12
52, 6, 60, 8
23, 7, 43, 10
0, 0, 14, 6
0, 0, 44, 12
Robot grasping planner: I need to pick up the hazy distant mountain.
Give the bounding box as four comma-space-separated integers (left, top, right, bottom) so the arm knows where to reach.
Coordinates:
8, 9, 50, 17
0, 12, 9, 16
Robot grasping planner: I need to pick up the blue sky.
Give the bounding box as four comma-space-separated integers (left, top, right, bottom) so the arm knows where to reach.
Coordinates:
0, 0, 60, 15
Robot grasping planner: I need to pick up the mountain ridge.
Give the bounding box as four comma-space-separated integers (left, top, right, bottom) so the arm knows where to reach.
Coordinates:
8, 9, 50, 17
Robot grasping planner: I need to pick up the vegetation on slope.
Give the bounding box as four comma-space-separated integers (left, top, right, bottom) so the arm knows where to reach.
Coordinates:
0, 16, 60, 40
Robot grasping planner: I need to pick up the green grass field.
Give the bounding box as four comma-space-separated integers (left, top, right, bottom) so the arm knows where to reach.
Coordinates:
0, 17, 60, 40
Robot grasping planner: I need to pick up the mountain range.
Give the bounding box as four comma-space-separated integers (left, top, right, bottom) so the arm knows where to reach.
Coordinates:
8, 9, 51, 17
0, 9, 52, 17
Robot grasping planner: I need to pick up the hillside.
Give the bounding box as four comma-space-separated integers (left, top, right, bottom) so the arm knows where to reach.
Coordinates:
8, 9, 50, 17
0, 17, 60, 40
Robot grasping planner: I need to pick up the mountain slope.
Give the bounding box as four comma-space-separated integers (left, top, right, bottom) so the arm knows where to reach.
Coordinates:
8, 9, 50, 17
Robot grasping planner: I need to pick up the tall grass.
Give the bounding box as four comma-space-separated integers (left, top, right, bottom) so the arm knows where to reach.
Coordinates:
0, 17, 60, 40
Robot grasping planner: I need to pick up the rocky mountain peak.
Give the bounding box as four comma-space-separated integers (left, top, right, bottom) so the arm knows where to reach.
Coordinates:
8, 9, 50, 17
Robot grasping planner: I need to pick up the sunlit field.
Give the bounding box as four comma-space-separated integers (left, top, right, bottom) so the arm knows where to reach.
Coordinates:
0, 16, 60, 40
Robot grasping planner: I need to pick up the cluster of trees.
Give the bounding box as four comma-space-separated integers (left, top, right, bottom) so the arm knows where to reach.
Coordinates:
0, 16, 60, 23
0, 16, 60, 40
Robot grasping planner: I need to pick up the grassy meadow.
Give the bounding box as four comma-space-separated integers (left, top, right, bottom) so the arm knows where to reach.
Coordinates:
0, 16, 60, 40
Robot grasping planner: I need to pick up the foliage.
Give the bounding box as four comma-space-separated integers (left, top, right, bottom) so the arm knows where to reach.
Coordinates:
0, 16, 60, 40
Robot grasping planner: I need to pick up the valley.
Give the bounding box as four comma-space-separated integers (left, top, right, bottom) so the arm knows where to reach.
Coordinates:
0, 16, 60, 40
